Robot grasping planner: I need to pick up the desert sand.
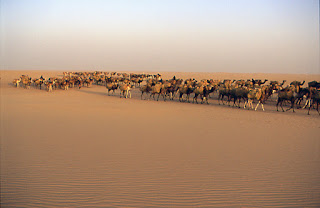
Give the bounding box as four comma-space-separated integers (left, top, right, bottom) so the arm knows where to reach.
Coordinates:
1, 70, 320, 207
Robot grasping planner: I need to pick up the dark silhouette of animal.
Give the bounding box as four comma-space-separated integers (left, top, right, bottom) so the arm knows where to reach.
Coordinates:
229, 87, 248, 108
140, 84, 152, 99
276, 86, 298, 112
308, 89, 320, 115
308, 81, 320, 89
252, 79, 268, 86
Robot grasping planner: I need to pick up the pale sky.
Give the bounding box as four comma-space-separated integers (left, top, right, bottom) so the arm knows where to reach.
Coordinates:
1, 0, 319, 74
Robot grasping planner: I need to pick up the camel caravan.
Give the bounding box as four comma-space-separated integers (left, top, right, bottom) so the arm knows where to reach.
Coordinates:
12, 72, 320, 115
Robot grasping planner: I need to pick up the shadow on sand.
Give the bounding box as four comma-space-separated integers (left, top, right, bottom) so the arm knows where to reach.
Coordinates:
78, 89, 108, 96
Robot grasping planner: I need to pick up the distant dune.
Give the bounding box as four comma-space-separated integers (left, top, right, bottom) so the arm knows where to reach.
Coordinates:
1, 70, 320, 207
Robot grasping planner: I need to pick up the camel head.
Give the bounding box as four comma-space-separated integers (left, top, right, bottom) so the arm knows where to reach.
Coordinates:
280, 80, 286, 86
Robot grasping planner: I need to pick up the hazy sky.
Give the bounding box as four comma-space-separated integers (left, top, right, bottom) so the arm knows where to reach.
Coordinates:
1, 0, 319, 73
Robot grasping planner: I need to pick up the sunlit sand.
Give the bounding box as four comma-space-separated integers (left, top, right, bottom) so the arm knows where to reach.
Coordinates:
1, 70, 320, 207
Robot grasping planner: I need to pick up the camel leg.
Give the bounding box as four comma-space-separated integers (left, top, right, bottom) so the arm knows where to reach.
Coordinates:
227, 96, 232, 106
247, 100, 250, 109
291, 100, 295, 112
174, 90, 179, 100
307, 99, 312, 109
206, 97, 209, 104
174, 91, 178, 100
302, 99, 309, 109
280, 101, 285, 112
232, 98, 236, 107
255, 101, 260, 111
308, 101, 312, 115
261, 103, 265, 111
285, 101, 293, 112
179, 94, 183, 102
307, 99, 311, 109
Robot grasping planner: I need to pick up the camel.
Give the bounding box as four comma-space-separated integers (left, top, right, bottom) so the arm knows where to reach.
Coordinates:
218, 86, 231, 105
130, 77, 143, 87
252, 79, 268, 86
201, 85, 214, 104
106, 82, 118, 95
193, 84, 215, 104
308, 81, 320, 89
253, 88, 269, 111
21, 77, 32, 89
276, 86, 298, 112
12, 79, 21, 87
222, 79, 233, 89
33, 78, 45, 90
270, 80, 286, 87
294, 87, 311, 109
140, 84, 152, 99
60, 79, 69, 90
163, 84, 178, 100
229, 87, 248, 108
44, 81, 55, 92
193, 85, 206, 104
76, 77, 83, 89
150, 83, 165, 101
307, 89, 320, 115
244, 88, 260, 110
84, 78, 94, 87
234, 80, 246, 87
290, 80, 305, 93
177, 84, 194, 102
119, 84, 133, 98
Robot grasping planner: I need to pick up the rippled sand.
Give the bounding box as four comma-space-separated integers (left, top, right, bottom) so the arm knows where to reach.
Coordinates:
1, 70, 320, 207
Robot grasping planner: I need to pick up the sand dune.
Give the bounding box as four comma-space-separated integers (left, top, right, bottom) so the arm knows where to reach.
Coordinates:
1, 70, 320, 207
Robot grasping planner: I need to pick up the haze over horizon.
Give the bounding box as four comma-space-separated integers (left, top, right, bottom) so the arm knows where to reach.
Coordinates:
1, 0, 319, 74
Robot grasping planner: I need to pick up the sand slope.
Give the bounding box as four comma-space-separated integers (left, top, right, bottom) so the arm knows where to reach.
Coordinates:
1, 70, 320, 207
